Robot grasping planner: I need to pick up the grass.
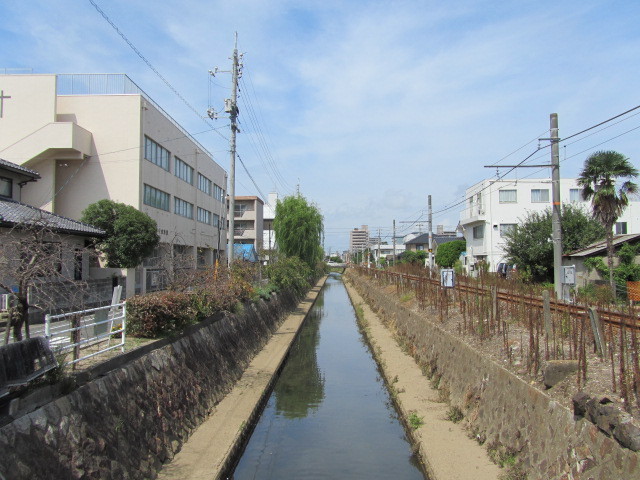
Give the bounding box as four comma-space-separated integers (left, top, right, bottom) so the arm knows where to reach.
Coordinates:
407, 411, 424, 430
446, 406, 464, 423
400, 292, 414, 302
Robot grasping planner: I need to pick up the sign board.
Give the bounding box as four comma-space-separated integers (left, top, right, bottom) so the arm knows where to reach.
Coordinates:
562, 265, 576, 285
441, 269, 455, 288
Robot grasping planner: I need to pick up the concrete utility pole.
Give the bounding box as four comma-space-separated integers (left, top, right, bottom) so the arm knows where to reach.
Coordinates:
428, 195, 434, 271
377, 228, 381, 267
227, 33, 240, 267
392, 220, 396, 267
550, 113, 563, 299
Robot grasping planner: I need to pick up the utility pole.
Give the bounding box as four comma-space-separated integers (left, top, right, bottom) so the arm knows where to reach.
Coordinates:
377, 227, 381, 267
227, 34, 240, 267
209, 34, 241, 267
428, 195, 434, 271
484, 113, 563, 294
550, 113, 563, 299
392, 220, 396, 267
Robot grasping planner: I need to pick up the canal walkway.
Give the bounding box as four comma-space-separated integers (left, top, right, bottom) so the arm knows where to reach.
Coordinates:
157, 276, 328, 480
344, 277, 501, 480
159, 272, 501, 479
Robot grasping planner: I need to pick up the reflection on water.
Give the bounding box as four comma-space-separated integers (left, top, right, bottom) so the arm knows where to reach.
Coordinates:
230, 274, 426, 479
273, 299, 325, 418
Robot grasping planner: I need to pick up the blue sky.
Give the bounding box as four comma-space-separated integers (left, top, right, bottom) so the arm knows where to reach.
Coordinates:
2, 1, 639, 253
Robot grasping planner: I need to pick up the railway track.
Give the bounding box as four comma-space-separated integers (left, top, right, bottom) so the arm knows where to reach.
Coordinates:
356, 267, 640, 330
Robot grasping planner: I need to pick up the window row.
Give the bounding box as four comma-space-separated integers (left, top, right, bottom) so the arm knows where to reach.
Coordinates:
497, 188, 586, 204
144, 136, 225, 201
143, 184, 224, 228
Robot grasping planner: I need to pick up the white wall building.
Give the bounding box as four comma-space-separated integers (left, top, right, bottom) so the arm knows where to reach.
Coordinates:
0, 73, 228, 296
262, 192, 278, 252
459, 178, 640, 273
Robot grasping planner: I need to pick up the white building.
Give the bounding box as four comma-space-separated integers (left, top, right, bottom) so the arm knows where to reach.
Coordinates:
370, 243, 406, 265
0, 73, 228, 296
459, 178, 640, 273
262, 192, 278, 252
349, 225, 369, 252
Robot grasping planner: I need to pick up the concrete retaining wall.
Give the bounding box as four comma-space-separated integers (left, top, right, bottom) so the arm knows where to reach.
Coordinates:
348, 272, 639, 480
0, 291, 298, 480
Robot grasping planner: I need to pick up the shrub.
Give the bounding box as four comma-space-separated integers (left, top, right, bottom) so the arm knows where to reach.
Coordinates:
265, 256, 312, 295
127, 291, 196, 337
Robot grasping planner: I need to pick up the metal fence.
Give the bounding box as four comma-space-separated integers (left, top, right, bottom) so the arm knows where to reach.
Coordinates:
44, 302, 126, 367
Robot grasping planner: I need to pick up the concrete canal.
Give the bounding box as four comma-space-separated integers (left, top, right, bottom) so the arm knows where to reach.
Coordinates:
229, 273, 426, 479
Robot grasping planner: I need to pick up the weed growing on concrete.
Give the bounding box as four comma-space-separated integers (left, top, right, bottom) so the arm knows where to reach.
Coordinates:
487, 441, 519, 468
400, 292, 414, 303
499, 465, 527, 480
446, 406, 464, 423
408, 411, 424, 430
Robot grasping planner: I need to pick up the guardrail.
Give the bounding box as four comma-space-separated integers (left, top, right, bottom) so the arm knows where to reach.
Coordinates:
45, 302, 126, 367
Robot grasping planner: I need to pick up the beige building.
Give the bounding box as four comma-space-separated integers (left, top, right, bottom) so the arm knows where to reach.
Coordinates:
0, 73, 228, 296
349, 225, 369, 252
234, 196, 264, 256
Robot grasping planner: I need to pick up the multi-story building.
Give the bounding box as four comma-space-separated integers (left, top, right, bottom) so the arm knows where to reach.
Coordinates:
234, 196, 264, 257
0, 73, 228, 295
459, 178, 640, 273
262, 192, 278, 253
349, 225, 369, 252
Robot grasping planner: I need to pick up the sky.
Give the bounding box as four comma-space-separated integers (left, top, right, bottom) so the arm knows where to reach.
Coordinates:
1, 0, 639, 254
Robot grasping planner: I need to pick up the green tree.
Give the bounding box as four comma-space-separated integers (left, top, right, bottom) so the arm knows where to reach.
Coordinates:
504, 204, 606, 282
577, 150, 638, 296
273, 195, 323, 269
435, 239, 466, 268
81, 199, 160, 268
400, 250, 427, 265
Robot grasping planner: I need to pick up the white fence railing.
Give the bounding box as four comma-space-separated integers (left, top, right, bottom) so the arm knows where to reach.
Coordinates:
44, 302, 126, 367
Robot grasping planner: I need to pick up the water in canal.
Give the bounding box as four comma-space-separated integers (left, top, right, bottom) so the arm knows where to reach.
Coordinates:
229, 273, 426, 479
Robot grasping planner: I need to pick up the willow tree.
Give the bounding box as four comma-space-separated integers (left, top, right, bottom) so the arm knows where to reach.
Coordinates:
577, 150, 638, 296
273, 195, 324, 269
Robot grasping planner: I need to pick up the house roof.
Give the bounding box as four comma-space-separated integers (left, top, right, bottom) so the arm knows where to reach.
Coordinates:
0, 158, 41, 180
0, 198, 105, 237
405, 233, 462, 245
565, 233, 640, 258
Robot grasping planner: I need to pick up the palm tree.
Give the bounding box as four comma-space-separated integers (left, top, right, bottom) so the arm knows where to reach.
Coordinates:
577, 150, 638, 297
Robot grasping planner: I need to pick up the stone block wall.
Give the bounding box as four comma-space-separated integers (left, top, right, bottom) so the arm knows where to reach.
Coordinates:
348, 272, 639, 480
0, 291, 298, 480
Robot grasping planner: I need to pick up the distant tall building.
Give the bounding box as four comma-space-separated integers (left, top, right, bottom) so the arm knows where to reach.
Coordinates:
349, 225, 369, 252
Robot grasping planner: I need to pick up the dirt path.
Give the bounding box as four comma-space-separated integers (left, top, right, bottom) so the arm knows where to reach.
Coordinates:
157, 276, 327, 480
344, 279, 502, 480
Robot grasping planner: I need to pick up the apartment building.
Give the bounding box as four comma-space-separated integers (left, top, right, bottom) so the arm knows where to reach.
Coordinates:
262, 192, 278, 252
349, 225, 369, 252
234, 196, 264, 257
0, 74, 228, 295
459, 178, 640, 273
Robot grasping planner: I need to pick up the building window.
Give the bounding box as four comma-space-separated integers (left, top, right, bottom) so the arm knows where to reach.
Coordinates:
616, 222, 628, 235
144, 136, 170, 171
174, 157, 194, 184
499, 224, 516, 237
531, 189, 549, 203
213, 213, 221, 228
197, 207, 211, 225
473, 224, 484, 239
198, 173, 212, 195
569, 189, 583, 203
499, 189, 517, 203
174, 197, 194, 219
214, 184, 225, 202
0, 177, 12, 198
143, 184, 170, 211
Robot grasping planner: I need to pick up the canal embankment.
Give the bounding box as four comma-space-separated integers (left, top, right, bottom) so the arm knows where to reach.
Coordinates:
346, 270, 640, 480
344, 274, 501, 480
158, 276, 327, 480
0, 277, 326, 480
